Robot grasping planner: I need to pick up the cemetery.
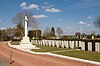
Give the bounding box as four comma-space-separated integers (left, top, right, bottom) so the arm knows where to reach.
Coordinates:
31, 39, 100, 53
0, 0, 100, 66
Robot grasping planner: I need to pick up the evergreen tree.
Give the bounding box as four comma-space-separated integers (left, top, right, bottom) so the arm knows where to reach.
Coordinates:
51, 27, 55, 36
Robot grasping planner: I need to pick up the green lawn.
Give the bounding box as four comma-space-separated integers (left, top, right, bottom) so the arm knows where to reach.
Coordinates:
10, 41, 20, 45
32, 45, 100, 62
52, 50, 100, 62
31, 45, 68, 52
11, 42, 100, 62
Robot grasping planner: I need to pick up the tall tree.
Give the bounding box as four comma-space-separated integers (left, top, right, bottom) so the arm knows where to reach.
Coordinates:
1, 28, 15, 41
81, 33, 87, 38
56, 27, 63, 38
43, 27, 51, 38
28, 30, 41, 39
14, 23, 24, 37
94, 16, 100, 29
51, 27, 55, 36
13, 10, 36, 37
31, 21, 39, 39
0, 29, 2, 41
75, 32, 81, 38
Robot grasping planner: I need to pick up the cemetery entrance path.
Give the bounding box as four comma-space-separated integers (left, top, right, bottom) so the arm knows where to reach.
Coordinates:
0, 42, 97, 66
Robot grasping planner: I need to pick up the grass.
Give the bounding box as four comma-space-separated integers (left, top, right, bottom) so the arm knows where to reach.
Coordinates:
32, 45, 100, 62
52, 50, 100, 62
10, 41, 20, 45
31, 45, 68, 52
10, 42, 100, 62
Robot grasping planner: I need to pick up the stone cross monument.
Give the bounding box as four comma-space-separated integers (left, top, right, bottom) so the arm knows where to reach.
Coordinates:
25, 16, 28, 37
20, 16, 35, 50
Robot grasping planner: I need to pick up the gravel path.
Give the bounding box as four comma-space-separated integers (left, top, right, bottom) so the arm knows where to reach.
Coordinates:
0, 42, 98, 66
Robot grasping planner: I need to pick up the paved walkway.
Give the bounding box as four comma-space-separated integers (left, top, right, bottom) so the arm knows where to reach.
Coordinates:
0, 42, 99, 66
0, 58, 10, 66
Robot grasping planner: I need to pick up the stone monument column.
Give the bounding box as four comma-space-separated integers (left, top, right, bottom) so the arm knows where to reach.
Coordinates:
25, 16, 28, 37
20, 16, 35, 50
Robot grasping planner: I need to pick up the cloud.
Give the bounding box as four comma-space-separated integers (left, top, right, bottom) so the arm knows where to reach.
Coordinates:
88, 16, 92, 18
57, 19, 61, 21
42, 4, 54, 9
29, 4, 39, 10
20, 2, 39, 10
20, 2, 26, 7
43, 2, 49, 5
88, 16, 94, 19
78, 21, 86, 26
33, 15, 48, 18
45, 8, 62, 13
86, 24, 92, 26
78, 21, 92, 27
42, 6, 46, 9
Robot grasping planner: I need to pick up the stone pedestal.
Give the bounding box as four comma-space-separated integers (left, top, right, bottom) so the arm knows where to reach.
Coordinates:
20, 37, 35, 50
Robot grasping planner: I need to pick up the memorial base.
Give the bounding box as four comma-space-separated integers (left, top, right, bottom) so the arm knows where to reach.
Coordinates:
20, 36, 35, 50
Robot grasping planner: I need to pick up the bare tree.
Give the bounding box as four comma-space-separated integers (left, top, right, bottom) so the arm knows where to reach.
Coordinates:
56, 27, 63, 38
13, 10, 36, 37
75, 32, 81, 38
30, 19, 40, 39
94, 16, 100, 29
13, 10, 35, 26
43, 27, 51, 38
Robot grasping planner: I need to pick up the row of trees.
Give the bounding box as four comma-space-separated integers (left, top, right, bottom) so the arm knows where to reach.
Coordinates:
11, 9, 64, 39
43, 27, 63, 39
1, 10, 100, 41
0, 28, 15, 41
28, 30, 41, 39
0, 10, 39, 41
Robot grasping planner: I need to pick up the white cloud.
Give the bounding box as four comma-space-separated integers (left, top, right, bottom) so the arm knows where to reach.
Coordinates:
43, 2, 48, 4
20, 2, 26, 7
20, 2, 39, 10
88, 16, 94, 19
78, 21, 86, 26
42, 6, 46, 9
29, 4, 39, 10
86, 24, 92, 26
57, 19, 61, 21
88, 16, 92, 18
33, 15, 48, 18
78, 21, 92, 27
45, 8, 62, 13
42, 4, 54, 9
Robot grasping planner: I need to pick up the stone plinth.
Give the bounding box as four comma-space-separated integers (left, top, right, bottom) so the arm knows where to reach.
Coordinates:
20, 36, 35, 50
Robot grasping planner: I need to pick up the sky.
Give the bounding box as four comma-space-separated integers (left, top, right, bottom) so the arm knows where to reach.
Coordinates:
0, 0, 100, 35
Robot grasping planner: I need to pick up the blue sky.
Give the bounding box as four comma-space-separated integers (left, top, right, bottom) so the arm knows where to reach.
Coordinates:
0, 0, 100, 35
